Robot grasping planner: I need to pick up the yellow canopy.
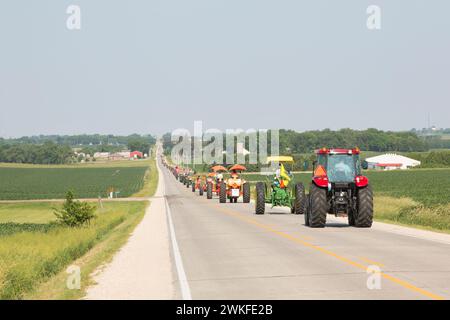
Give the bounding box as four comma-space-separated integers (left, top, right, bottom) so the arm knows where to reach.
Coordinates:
266, 156, 294, 163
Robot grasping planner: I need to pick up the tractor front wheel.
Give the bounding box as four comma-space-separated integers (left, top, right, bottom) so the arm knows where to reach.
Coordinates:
304, 194, 310, 226
355, 185, 373, 228
309, 183, 327, 228
294, 183, 306, 215
219, 182, 227, 203
243, 183, 250, 203
255, 182, 265, 215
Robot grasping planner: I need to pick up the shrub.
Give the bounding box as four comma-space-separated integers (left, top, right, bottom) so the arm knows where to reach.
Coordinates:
54, 191, 96, 227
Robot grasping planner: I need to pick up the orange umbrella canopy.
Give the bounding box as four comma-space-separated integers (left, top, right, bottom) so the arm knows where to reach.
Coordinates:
211, 165, 228, 172
228, 164, 247, 171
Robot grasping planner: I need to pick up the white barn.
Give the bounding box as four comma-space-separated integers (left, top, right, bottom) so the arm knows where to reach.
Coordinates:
365, 154, 421, 170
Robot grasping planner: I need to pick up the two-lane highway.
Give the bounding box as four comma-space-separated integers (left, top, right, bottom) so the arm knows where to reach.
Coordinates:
162, 161, 449, 300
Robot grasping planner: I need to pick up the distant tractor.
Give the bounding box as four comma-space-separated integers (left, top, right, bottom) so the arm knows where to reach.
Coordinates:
255, 156, 306, 215
219, 165, 251, 203
304, 148, 373, 228
192, 175, 207, 196
206, 165, 227, 200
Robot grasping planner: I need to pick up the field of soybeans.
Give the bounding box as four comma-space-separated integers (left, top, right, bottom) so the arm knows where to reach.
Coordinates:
0, 166, 149, 200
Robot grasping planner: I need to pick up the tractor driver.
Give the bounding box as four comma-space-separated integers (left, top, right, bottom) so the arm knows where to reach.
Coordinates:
331, 158, 354, 181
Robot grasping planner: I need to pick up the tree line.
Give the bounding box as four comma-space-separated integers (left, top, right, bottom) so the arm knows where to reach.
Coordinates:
163, 128, 450, 169
0, 134, 156, 147
0, 134, 156, 164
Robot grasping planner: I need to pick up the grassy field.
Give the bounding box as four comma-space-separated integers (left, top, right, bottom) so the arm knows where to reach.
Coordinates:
0, 201, 147, 299
0, 166, 148, 200
0, 159, 151, 168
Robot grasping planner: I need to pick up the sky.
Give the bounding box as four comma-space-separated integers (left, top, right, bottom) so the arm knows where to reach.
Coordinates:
0, 0, 449, 137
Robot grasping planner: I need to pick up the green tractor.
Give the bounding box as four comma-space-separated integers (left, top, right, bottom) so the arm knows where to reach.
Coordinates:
255, 156, 306, 215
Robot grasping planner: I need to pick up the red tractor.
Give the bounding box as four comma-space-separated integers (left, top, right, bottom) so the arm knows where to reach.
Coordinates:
206, 165, 227, 199
219, 165, 250, 203
303, 148, 373, 228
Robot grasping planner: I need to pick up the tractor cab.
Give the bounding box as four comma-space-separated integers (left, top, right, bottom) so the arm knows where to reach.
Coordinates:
313, 148, 368, 188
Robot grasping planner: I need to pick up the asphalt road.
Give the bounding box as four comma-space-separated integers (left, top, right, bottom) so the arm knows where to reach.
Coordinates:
162, 161, 450, 300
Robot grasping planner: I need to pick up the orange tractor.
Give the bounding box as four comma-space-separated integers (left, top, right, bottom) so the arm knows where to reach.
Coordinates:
219, 165, 250, 203
206, 165, 227, 199
191, 175, 207, 196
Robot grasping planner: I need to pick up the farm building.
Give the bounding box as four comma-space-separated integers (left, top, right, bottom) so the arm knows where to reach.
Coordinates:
365, 154, 421, 170
130, 151, 143, 159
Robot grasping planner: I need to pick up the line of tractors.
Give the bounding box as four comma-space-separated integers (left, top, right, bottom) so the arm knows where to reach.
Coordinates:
162, 147, 373, 228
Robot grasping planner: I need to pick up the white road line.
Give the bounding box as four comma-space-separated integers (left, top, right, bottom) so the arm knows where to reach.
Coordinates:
165, 195, 192, 300
157, 150, 193, 301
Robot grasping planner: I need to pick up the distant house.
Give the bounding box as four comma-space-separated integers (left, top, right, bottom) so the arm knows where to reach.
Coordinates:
130, 151, 143, 159
94, 152, 110, 159
365, 154, 421, 170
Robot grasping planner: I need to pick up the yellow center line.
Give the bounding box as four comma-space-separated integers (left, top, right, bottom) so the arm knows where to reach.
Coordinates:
359, 257, 385, 267
200, 199, 445, 300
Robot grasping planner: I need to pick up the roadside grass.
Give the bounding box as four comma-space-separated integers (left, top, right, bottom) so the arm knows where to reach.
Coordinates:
0, 201, 146, 299
24, 202, 147, 300
375, 196, 450, 233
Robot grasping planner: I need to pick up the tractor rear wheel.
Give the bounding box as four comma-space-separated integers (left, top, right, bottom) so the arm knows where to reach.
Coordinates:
243, 183, 250, 203
255, 182, 265, 215
309, 183, 327, 228
219, 182, 227, 203
294, 183, 306, 215
207, 183, 213, 199
355, 185, 373, 228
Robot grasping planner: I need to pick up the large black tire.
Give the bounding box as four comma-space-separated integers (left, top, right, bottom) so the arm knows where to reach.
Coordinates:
309, 183, 327, 228
348, 210, 355, 226
304, 194, 310, 226
255, 182, 265, 215
242, 183, 250, 203
219, 182, 227, 203
207, 183, 213, 199
354, 185, 373, 228
294, 183, 306, 215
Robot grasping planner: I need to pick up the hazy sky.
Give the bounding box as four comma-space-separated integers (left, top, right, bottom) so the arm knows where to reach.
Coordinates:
1, 0, 449, 137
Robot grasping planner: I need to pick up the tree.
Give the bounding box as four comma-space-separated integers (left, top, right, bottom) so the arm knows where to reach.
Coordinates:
54, 191, 96, 227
